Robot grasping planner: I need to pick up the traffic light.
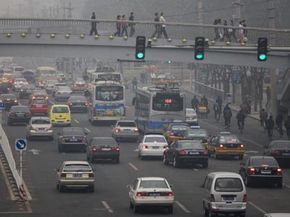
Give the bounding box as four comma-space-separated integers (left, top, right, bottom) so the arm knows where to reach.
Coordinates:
135, 36, 146, 60
194, 37, 205, 60
257, 37, 268, 61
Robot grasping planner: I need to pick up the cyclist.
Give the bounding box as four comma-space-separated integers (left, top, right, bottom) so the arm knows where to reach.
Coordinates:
284, 116, 290, 139
191, 95, 199, 111
265, 115, 275, 140
223, 103, 232, 129
275, 112, 284, 137
236, 109, 246, 133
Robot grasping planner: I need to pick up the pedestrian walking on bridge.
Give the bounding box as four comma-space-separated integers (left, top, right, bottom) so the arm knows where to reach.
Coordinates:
89, 12, 98, 35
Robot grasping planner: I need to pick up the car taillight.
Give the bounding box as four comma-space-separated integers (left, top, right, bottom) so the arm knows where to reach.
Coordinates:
167, 192, 174, 197
92, 146, 100, 152
163, 145, 168, 149
243, 194, 247, 202
89, 173, 94, 178
29, 126, 34, 131
240, 144, 244, 148
178, 149, 186, 155
219, 144, 224, 148
247, 167, 256, 174
112, 147, 120, 152
134, 128, 138, 132
115, 128, 120, 133
210, 194, 215, 202
14, 100, 18, 103
271, 150, 280, 155
170, 132, 175, 136
143, 145, 149, 149
136, 192, 147, 197
277, 168, 283, 176
60, 173, 66, 178
203, 149, 208, 155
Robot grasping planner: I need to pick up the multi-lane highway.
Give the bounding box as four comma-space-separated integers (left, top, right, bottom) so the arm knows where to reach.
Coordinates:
1, 90, 290, 217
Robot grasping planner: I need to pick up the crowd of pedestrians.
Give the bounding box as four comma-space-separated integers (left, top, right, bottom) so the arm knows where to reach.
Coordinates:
213, 18, 247, 43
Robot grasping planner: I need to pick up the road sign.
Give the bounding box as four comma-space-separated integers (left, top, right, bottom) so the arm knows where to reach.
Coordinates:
15, 138, 27, 151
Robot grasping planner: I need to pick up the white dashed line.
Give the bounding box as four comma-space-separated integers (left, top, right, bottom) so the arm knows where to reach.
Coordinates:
128, 162, 139, 171
248, 201, 266, 214
74, 119, 80, 124
175, 201, 191, 213
101, 201, 113, 213
85, 128, 91, 133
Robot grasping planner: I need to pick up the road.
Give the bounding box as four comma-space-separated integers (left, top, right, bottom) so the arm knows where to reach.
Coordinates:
1, 90, 290, 217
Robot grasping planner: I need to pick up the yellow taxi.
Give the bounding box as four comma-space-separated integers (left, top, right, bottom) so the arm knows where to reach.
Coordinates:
163, 122, 189, 144
49, 104, 71, 126
208, 132, 245, 160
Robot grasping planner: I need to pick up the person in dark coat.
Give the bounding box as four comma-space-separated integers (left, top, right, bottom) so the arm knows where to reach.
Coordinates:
128, 12, 135, 37
89, 12, 98, 35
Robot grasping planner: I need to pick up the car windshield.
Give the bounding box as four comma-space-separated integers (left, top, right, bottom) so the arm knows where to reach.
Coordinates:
69, 96, 86, 101
32, 99, 46, 104
52, 106, 69, 113
144, 137, 166, 143
11, 106, 29, 112
187, 129, 207, 137
117, 122, 136, 127
32, 119, 50, 124
172, 125, 188, 131
220, 135, 240, 143
63, 128, 84, 136
251, 157, 278, 167
178, 141, 203, 149
215, 178, 243, 192
63, 164, 91, 172
139, 180, 168, 189
270, 141, 290, 149
91, 138, 117, 146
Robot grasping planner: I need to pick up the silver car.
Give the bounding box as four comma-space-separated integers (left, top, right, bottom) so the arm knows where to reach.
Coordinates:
26, 116, 53, 140
138, 135, 168, 159
112, 120, 140, 142
54, 86, 72, 102
56, 161, 95, 192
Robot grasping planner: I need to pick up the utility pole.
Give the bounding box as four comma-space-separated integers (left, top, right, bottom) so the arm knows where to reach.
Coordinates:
197, 0, 203, 24
232, 0, 243, 24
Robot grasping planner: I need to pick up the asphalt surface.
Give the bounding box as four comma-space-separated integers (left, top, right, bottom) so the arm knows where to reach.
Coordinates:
1, 89, 290, 217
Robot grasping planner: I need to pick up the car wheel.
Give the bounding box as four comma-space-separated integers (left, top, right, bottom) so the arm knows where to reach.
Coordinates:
238, 155, 244, 160
203, 161, 208, 168
208, 210, 216, 217
163, 155, 169, 165
58, 184, 64, 192
239, 212, 246, 217
129, 202, 133, 209
167, 205, 173, 214
213, 152, 219, 160
88, 185, 94, 193
58, 145, 63, 153
203, 207, 209, 217
133, 205, 139, 213
277, 180, 283, 188
114, 157, 119, 164
173, 156, 181, 168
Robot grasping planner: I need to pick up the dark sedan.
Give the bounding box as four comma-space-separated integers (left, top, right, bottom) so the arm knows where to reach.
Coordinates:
163, 139, 208, 168
264, 140, 290, 167
86, 137, 120, 163
7, 105, 31, 125
57, 127, 88, 153
239, 156, 283, 188
1, 94, 18, 111
67, 95, 88, 113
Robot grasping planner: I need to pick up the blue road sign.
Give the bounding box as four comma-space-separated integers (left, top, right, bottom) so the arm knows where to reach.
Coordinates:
15, 138, 27, 151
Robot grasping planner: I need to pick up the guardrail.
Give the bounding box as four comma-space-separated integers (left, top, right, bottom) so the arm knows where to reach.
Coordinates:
0, 18, 289, 46
0, 124, 23, 197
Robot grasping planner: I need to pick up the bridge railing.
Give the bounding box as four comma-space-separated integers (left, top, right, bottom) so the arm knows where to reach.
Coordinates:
0, 18, 290, 46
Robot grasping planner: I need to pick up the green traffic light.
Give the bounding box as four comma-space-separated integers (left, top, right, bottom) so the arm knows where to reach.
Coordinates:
259, 54, 267, 61
137, 52, 144, 59
195, 53, 204, 60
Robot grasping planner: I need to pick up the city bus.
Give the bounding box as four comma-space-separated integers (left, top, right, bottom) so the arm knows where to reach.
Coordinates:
134, 86, 186, 134
88, 81, 125, 123
35, 66, 57, 88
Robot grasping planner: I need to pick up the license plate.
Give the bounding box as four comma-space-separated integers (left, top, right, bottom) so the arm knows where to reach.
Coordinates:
70, 138, 78, 142
38, 128, 45, 131
189, 151, 199, 155
149, 192, 160, 196
152, 146, 159, 149
261, 170, 271, 174
101, 148, 111, 151
223, 197, 234, 201
36, 105, 42, 108
73, 173, 82, 178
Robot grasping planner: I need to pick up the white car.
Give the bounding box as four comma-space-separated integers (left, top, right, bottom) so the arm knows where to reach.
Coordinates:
54, 86, 72, 101
112, 120, 140, 142
56, 161, 95, 192
138, 135, 168, 159
26, 116, 53, 140
185, 108, 198, 125
45, 79, 58, 93
13, 78, 29, 91
128, 177, 174, 213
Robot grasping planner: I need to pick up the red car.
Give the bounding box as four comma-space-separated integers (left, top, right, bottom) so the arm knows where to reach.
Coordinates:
29, 91, 49, 115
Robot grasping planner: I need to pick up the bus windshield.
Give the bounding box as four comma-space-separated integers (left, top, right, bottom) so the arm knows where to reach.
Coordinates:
152, 93, 183, 111
95, 73, 121, 82
95, 86, 124, 101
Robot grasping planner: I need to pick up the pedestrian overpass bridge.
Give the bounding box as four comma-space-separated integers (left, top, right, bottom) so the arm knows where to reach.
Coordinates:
0, 18, 289, 107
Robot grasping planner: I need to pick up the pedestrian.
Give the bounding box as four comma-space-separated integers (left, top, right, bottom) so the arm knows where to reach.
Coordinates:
266, 115, 275, 140
259, 108, 268, 129
238, 21, 244, 43
223, 20, 229, 42
284, 116, 290, 139
114, 15, 121, 37
128, 12, 135, 37
217, 96, 223, 112
89, 12, 98, 35
242, 20, 247, 38
223, 103, 232, 129
213, 19, 220, 41
191, 95, 199, 111
159, 12, 168, 39
228, 20, 237, 42
236, 109, 246, 131
275, 112, 284, 137
213, 100, 221, 121
121, 14, 128, 37
151, 12, 160, 38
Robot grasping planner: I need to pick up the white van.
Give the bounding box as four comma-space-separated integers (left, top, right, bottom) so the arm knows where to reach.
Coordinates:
185, 108, 198, 125
202, 172, 247, 217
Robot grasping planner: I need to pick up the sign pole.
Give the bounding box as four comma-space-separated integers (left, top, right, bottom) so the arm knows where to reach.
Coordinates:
19, 150, 23, 185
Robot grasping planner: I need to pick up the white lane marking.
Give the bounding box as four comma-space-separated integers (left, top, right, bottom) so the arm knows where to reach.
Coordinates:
101, 201, 113, 213
74, 119, 80, 124
128, 162, 139, 171
175, 201, 191, 213
85, 128, 91, 133
248, 201, 266, 214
